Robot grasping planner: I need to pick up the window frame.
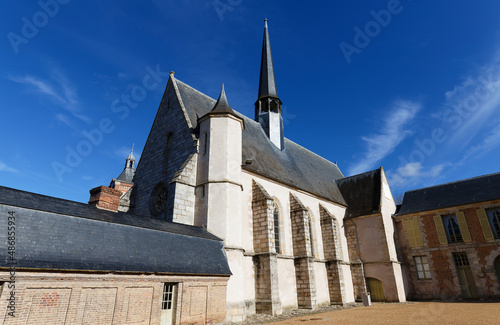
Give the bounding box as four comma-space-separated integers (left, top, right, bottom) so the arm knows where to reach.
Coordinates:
413, 255, 431, 280
273, 203, 280, 254
486, 208, 500, 239
442, 214, 463, 243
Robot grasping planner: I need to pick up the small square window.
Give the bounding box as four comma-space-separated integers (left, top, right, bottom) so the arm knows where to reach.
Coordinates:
442, 214, 462, 243
414, 256, 431, 279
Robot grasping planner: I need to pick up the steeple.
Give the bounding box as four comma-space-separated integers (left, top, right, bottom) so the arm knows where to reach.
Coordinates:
116, 145, 135, 182
258, 19, 279, 99
255, 19, 284, 150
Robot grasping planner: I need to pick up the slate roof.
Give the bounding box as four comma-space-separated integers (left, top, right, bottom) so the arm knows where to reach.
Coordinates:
116, 167, 135, 183
209, 84, 238, 116
174, 77, 346, 205
0, 186, 231, 275
336, 168, 382, 218
398, 171, 500, 215
258, 19, 279, 99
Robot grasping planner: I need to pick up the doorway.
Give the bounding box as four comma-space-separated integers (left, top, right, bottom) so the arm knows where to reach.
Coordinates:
453, 253, 479, 299
366, 277, 385, 301
161, 283, 177, 325
495, 256, 500, 289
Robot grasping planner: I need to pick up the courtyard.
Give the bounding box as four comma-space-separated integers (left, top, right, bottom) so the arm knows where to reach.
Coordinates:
238, 302, 500, 324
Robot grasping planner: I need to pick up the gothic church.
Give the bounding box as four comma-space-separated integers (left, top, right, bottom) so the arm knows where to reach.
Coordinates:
0, 20, 410, 324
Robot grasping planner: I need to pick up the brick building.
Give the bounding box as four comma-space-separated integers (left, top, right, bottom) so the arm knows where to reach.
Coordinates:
0, 185, 230, 324
395, 172, 500, 300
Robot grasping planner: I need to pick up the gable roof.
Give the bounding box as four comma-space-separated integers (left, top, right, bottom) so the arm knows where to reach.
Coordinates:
0, 186, 231, 275
173, 76, 346, 205
398, 171, 500, 215
336, 168, 382, 218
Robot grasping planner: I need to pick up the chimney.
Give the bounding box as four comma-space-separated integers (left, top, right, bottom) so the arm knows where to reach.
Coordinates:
88, 186, 122, 212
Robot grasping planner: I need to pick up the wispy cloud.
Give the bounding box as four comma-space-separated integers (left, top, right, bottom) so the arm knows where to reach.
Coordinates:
459, 121, 500, 164
0, 161, 18, 173
9, 70, 89, 122
443, 63, 500, 149
388, 162, 449, 188
348, 100, 420, 175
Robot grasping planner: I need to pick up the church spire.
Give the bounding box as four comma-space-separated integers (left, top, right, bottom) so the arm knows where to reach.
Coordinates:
255, 19, 284, 150
258, 19, 279, 100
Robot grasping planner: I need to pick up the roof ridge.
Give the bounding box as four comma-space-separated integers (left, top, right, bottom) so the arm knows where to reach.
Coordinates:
338, 168, 380, 181
405, 170, 500, 193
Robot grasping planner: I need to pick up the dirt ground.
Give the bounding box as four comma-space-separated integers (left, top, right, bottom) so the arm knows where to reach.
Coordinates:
261, 302, 500, 325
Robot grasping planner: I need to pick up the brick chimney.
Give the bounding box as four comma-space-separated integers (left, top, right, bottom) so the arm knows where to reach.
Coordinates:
88, 186, 122, 212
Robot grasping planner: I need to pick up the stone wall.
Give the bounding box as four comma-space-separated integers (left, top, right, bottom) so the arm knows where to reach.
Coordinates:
132, 76, 198, 221
319, 205, 346, 304
251, 180, 282, 315
0, 272, 228, 325
289, 193, 317, 309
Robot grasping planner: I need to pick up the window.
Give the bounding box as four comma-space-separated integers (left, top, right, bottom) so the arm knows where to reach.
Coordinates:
453, 252, 470, 267
307, 212, 314, 257
161, 283, 176, 325
273, 205, 280, 254
162, 284, 175, 310
203, 132, 208, 155
486, 208, 500, 239
150, 182, 168, 217
413, 256, 431, 279
442, 214, 462, 243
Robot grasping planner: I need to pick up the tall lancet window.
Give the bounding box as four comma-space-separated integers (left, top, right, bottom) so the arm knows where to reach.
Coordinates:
273, 203, 280, 254
307, 211, 314, 257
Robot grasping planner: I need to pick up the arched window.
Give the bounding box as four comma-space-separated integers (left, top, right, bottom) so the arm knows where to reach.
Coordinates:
150, 182, 168, 218
307, 211, 314, 257
273, 203, 280, 254
166, 133, 173, 158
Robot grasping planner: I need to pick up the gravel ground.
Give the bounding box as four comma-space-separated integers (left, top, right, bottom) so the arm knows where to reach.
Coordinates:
224, 301, 500, 325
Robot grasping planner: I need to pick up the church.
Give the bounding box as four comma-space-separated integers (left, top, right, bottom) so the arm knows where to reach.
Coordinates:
1, 20, 499, 324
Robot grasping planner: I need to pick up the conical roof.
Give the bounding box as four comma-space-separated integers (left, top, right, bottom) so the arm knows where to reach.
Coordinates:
258, 19, 278, 99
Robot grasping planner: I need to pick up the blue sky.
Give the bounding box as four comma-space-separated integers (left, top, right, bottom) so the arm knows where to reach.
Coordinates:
1, 0, 500, 203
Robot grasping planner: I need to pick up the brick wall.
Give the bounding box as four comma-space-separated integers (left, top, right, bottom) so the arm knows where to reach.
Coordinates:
0, 272, 228, 325
396, 200, 500, 300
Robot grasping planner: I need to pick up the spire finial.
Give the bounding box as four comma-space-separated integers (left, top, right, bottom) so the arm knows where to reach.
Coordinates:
211, 83, 235, 114
131, 143, 134, 153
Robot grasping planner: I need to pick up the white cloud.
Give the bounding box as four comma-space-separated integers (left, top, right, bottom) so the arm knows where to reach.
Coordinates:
348, 100, 420, 175
0, 161, 18, 173
444, 64, 500, 149
9, 70, 89, 122
459, 122, 500, 164
388, 162, 449, 188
